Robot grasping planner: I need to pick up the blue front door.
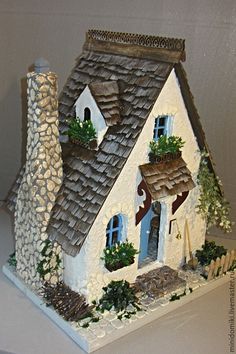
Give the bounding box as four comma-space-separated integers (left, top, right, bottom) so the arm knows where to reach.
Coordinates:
138, 206, 153, 263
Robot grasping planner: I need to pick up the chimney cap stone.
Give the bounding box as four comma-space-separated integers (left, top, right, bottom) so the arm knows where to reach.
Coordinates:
34, 58, 50, 73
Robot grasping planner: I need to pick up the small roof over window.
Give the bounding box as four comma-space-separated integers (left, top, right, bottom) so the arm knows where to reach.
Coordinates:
88, 81, 120, 126
139, 157, 195, 200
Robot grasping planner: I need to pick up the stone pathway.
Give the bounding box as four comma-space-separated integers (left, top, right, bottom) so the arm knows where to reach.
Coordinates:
3, 261, 232, 353
135, 266, 186, 298
75, 266, 207, 342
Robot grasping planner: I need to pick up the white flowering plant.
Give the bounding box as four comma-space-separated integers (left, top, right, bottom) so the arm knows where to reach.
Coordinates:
197, 151, 233, 233
149, 135, 185, 156
101, 241, 139, 272
66, 117, 96, 143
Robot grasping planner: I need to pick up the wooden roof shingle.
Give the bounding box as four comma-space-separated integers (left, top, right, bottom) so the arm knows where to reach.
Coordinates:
139, 158, 195, 200
88, 81, 120, 126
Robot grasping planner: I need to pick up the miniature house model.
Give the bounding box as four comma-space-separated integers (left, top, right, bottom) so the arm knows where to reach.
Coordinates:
7, 30, 213, 303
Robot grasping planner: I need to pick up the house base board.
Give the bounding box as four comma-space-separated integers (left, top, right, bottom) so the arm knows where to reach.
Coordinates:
2, 263, 232, 353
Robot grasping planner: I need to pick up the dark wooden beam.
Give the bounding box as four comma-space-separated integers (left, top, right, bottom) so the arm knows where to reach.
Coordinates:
84, 29, 186, 63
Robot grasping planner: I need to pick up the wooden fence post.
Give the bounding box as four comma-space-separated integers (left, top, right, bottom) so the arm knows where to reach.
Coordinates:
213, 257, 221, 277
207, 260, 215, 281
203, 249, 236, 281
219, 255, 225, 276
229, 250, 235, 269
223, 252, 230, 273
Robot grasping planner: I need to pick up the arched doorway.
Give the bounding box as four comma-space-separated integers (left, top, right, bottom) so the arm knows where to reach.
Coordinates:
138, 201, 161, 267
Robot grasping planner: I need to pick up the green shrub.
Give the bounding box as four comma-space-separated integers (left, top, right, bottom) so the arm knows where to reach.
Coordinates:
149, 135, 185, 157
97, 280, 140, 315
195, 240, 227, 266
197, 151, 232, 232
101, 241, 139, 272
66, 117, 96, 143
8, 252, 17, 268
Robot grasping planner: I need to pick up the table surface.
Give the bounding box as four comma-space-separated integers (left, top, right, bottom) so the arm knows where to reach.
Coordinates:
0, 206, 235, 354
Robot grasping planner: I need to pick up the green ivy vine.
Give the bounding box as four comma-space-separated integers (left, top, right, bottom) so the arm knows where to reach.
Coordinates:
36, 239, 62, 280
197, 151, 232, 233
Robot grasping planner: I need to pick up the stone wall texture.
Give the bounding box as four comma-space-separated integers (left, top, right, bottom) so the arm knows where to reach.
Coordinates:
15, 71, 63, 288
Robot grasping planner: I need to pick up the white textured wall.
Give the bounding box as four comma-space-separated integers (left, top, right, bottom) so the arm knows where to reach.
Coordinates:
75, 86, 108, 146
155, 71, 206, 267
64, 70, 206, 302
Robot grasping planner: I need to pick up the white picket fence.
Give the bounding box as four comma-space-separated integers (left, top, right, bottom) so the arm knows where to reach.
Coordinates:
204, 250, 236, 280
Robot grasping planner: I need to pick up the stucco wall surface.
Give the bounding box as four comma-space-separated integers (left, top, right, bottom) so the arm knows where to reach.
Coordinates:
63, 70, 206, 302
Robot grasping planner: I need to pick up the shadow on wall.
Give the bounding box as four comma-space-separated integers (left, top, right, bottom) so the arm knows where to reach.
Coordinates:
0, 79, 23, 201
0, 76, 27, 202
0, 64, 41, 200
2, 67, 31, 202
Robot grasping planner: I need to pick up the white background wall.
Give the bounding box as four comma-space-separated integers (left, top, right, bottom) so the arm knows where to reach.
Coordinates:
0, 0, 235, 237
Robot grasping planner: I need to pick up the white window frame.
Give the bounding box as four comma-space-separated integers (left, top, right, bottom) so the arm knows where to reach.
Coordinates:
153, 115, 173, 141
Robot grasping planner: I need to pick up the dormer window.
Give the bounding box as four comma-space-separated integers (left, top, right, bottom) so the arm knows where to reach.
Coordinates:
74, 81, 120, 147
84, 107, 91, 121
153, 115, 169, 141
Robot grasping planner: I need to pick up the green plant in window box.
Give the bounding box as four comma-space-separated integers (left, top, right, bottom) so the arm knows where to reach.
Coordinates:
149, 135, 185, 163
196, 151, 232, 233
101, 241, 139, 272
65, 117, 97, 148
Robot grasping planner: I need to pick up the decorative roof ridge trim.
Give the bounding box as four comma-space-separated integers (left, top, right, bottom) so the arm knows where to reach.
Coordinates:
87, 29, 185, 52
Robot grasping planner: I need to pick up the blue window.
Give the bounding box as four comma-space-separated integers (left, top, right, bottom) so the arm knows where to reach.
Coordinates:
153, 116, 168, 141
106, 214, 123, 247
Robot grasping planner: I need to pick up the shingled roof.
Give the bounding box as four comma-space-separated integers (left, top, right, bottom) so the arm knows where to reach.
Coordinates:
46, 30, 187, 256
139, 158, 195, 200
88, 81, 120, 126
7, 30, 213, 257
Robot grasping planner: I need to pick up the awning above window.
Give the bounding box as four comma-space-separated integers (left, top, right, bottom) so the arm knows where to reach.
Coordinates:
139, 157, 195, 200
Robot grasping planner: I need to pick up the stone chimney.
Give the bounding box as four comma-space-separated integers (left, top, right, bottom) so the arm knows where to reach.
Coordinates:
15, 59, 63, 288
